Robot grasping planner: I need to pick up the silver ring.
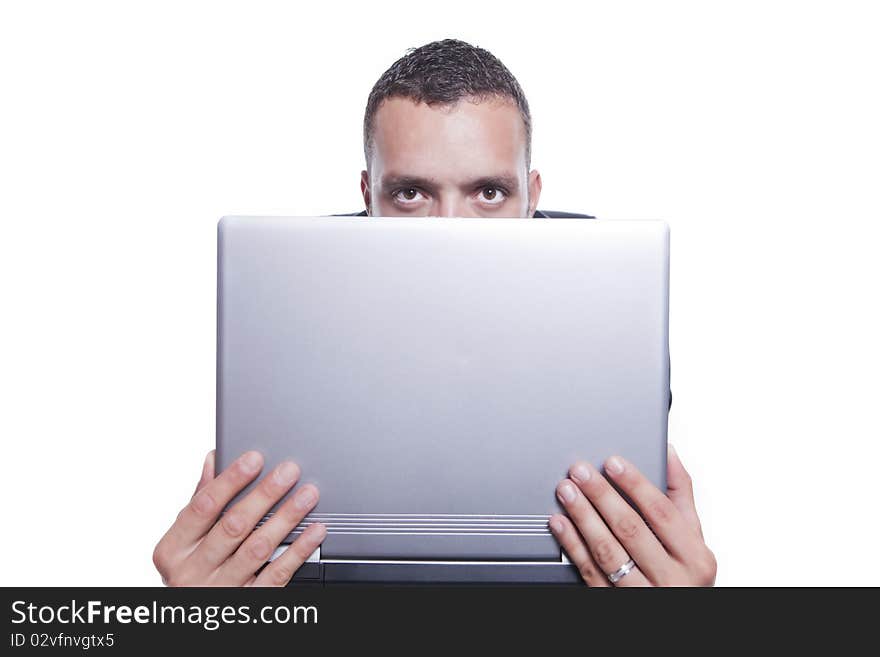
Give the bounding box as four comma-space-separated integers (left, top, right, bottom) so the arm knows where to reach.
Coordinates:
607, 558, 636, 584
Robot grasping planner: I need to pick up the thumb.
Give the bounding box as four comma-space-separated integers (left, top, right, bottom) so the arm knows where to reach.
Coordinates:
667, 443, 703, 538
192, 449, 216, 497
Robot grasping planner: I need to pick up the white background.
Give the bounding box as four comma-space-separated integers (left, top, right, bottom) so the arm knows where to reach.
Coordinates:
1, 0, 878, 586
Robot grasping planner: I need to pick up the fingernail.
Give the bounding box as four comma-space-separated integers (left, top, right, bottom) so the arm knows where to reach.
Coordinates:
668, 442, 677, 456
605, 456, 625, 475
549, 517, 564, 534
570, 462, 592, 483
294, 485, 317, 510
312, 523, 327, 539
557, 481, 577, 504
240, 451, 263, 473
274, 461, 300, 486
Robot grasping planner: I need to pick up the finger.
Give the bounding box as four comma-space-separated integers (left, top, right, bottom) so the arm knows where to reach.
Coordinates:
192, 450, 216, 497
158, 450, 264, 563
186, 460, 301, 574
556, 478, 651, 587
564, 461, 671, 583
666, 444, 703, 538
219, 483, 320, 584
599, 455, 704, 564
252, 523, 328, 587
548, 514, 609, 587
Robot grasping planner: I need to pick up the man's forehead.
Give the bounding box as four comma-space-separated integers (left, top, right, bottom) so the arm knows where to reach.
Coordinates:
371, 96, 527, 178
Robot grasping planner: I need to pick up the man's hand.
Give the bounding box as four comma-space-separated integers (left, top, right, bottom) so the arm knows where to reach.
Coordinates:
153, 450, 326, 586
549, 444, 716, 587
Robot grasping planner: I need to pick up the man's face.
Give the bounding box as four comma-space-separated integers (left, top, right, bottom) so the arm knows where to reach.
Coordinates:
362, 96, 542, 217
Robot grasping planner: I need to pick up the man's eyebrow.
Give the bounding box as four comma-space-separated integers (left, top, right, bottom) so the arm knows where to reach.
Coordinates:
380, 174, 521, 192
466, 175, 520, 191
380, 175, 439, 190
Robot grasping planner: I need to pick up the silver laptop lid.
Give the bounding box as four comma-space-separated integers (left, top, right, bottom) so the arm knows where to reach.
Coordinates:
216, 216, 669, 562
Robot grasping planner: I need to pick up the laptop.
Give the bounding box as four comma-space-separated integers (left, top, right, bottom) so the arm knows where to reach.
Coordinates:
216, 215, 670, 584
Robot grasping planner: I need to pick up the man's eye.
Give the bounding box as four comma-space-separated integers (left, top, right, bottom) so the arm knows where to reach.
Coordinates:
394, 188, 425, 203
479, 187, 506, 204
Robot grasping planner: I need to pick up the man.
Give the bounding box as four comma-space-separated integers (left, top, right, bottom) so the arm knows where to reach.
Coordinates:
153, 39, 716, 587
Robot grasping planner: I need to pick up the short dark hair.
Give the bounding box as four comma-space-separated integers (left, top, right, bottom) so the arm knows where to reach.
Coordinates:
363, 39, 532, 169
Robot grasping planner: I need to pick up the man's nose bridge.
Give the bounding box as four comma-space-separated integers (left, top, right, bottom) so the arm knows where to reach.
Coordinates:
437, 194, 463, 217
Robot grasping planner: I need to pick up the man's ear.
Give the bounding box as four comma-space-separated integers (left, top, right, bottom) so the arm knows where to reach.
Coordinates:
527, 169, 543, 217
360, 170, 371, 216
